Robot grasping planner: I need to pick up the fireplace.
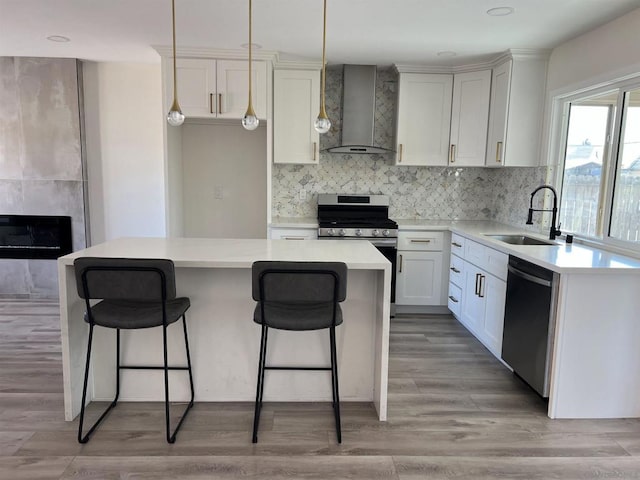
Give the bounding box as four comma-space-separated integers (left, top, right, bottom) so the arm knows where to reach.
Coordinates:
0, 215, 73, 259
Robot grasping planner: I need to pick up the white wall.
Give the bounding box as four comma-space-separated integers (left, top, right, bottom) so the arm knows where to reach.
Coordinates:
82, 62, 166, 244
547, 7, 640, 94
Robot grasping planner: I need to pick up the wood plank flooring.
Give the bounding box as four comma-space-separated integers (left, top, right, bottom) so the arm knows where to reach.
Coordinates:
1, 298, 640, 478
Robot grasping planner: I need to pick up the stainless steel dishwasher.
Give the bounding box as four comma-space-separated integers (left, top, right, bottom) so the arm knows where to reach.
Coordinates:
501, 256, 559, 397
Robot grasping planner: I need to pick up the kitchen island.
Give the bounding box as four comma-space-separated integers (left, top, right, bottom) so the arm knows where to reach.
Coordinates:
57, 237, 391, 422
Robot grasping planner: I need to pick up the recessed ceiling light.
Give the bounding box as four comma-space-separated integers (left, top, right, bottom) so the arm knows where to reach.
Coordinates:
487, 7, 515, 16
241, 43, 262, 50
437, 51, 457, 58
47, 35, 70, 43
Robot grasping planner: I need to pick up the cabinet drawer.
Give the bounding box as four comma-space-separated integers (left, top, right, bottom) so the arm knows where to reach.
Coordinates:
447, 282, 462, 317
270, 227, 317, 240
449, 254, 464, 287
398, 231, 444, 251
450, 233, 466, 257
463, 238, 508, 281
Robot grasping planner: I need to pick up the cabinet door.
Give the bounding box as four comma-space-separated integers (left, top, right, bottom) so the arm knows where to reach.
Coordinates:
396, 73, 453, 166
273, 70, 320, 164
450, 70, 491, 167
217, 60, 267, 119
486, 60, 511, 166
396, 251, 443, 306
172, 58, 217, 118
460, 261, 484, 334
481, 273, 506, 355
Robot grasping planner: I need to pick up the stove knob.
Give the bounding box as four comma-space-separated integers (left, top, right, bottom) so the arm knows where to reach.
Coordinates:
327, 228, 335, 236
355, 229, 363, 237
338, 229, 347, 237
382, 229, 390, 237
372, 229, 380, 237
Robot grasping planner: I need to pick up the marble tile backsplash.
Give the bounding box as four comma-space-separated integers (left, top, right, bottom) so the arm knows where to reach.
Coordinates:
272, 65, 552, 232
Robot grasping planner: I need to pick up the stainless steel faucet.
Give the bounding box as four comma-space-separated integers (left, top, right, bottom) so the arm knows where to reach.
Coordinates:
526, 185, 562, 240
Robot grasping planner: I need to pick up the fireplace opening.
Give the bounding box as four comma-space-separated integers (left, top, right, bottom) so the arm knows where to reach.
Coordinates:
0, 215, 73, 259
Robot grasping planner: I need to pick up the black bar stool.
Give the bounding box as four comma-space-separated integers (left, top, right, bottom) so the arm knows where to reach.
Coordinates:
74, 257, 194, 444
251, 261, 347, 444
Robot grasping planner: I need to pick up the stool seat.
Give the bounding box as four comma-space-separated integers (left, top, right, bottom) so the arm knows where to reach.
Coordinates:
85, 298, 191, 329
253, 301, 343, 331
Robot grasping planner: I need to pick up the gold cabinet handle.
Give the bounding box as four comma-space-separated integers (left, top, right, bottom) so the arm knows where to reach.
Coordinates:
496, 141, 503, 163
398, 144, 403, 163
410, 239, 431, 243
450, 267, 460, 273
452, 242, 462, 248
218, 93, 223, 114
450, 144, 456, 163
448, 295, 459, 303
283, 236, 306, 240
398, 254, 403, 273
313, 142, 317, 162
210, 93, 214, 114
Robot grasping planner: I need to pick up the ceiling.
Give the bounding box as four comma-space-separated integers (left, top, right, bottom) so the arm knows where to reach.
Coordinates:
1, 0, 639, 65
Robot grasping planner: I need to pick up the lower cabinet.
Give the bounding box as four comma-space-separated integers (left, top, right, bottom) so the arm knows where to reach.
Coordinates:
396, 251, 443, 305
447, 233, 507, 357
396, 229, 449, 307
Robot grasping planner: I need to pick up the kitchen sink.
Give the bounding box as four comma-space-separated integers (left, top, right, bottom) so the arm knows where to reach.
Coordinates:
484, 234, 555, 246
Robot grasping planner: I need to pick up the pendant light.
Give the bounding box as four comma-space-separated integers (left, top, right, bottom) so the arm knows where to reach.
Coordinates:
166, 0, 184, 127
242, 0, 259, 130
314, 0, 331, 134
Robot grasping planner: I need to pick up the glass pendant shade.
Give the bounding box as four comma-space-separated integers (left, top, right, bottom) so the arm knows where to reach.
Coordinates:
242, 113, 259, 130
314, 114, 331, 134
167, 99, 185, 126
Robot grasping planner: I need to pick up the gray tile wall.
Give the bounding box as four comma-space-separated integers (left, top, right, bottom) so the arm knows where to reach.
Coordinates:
272, 66, 551, 232
0, 57, 87, 298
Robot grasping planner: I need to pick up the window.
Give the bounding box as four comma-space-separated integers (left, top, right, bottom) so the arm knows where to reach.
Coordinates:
558, 81, 640, 250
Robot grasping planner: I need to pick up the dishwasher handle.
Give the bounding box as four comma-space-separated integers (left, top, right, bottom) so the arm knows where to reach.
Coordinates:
508, 264, 552, 287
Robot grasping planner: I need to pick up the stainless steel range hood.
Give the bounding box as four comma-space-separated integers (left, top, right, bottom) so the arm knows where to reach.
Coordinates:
326, 65, 395, 154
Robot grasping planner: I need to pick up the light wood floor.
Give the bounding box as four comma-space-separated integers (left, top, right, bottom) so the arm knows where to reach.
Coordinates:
2, 299, 640, 479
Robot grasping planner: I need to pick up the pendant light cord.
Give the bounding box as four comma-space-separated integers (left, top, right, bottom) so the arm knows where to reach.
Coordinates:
171, 0, 178, 105
247, 0, 254, 113
320, 0, 327, 116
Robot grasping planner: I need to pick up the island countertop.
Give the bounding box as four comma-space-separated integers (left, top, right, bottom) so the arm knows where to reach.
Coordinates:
59, 237, 391, 270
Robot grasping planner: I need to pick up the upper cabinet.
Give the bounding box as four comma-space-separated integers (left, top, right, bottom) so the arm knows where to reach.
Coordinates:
449, 70, 491, 167
166, 58, 268, 120
273, 68, 320, 164
486, 54, 548, 167
395, 73, 453, 166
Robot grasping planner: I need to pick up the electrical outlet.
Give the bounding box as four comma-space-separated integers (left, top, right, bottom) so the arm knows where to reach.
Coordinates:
214, 186, 223, 200
299, 189, 306, 201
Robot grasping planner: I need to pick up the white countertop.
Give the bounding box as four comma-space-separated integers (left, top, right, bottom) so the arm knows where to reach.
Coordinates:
59, 237, 391, 270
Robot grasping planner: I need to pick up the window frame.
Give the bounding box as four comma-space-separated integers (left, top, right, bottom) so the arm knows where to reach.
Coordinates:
552, 76, 640, 255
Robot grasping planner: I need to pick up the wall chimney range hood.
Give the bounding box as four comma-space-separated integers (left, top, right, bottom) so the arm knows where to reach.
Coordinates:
326, 65, 395, 154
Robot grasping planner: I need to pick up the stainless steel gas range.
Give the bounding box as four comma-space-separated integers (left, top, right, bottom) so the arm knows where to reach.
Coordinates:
317, 194, 397, 304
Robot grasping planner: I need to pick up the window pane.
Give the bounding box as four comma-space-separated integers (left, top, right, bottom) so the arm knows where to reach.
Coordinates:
560, 101, 612, 237
610, 87, 640, 242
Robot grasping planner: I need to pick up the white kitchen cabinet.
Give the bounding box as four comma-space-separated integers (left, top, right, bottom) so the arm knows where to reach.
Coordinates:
167, 58, 267, 120
486, 55, 547, 167
395, 73, 453, 166
396, 230, 448, 306
449, 70, 491, 167
269, 226, 317, 240
448, 234, 507, 357
273, 69, 320, 164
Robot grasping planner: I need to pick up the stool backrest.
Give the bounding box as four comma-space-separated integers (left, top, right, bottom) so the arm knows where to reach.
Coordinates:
252, 261, 347, 303
74, 257, 177, 301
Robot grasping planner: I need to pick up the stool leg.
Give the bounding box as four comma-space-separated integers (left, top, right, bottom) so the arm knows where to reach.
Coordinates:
78, 324, 119, 443
163, 322, 172, 443
182, 314, 195, 404
252, 324, 268, 443
330, 326, 342, 444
